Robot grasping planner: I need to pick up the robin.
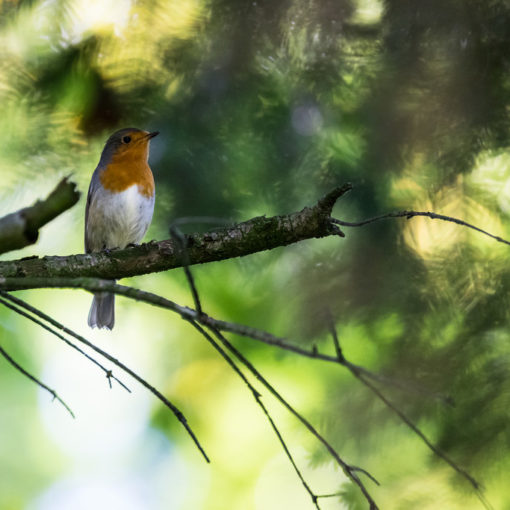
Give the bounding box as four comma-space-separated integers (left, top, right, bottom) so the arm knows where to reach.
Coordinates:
85, 127, 159, 329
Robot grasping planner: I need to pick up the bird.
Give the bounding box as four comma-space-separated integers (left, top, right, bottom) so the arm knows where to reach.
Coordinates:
85, 127, 159, 329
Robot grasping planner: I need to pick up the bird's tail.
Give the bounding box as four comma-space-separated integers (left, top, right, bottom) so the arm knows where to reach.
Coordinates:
88, 292, 115, 330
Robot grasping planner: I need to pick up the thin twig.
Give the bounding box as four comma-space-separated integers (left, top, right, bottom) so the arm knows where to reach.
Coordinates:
2, 279, 451, 411
0, 341, 74, 418
0, 291, 209, 463
0, 294, 130, 392
206, 325, 380, 509
324, 319, 494, 509
174, 220, 377, 507
355, 373, 493, 510
172, 223, 324, 509
332, 211, 510, 247
316, 492, 342, 499
188, 319, 322, 510
0, 277, 453, 402
358, 373, 474, 484
170, 223, 203, 314
2, 280, 332, 507
0, 278, 459, 488
204, 314, 452, 404
324, 308, 344, 362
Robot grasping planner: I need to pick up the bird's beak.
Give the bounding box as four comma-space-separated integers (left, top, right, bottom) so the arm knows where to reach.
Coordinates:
146, 131, 159, 139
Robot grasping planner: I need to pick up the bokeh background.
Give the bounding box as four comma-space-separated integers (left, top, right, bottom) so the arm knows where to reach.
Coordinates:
1, 0, 510, 508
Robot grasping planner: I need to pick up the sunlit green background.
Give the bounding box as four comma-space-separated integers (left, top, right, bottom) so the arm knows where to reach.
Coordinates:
1, 0, 510, 508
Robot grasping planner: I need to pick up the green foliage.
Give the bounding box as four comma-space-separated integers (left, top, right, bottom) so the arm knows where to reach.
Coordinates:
1, 0, 510, 508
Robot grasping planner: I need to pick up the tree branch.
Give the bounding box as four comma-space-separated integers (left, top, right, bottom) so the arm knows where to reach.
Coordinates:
188, 319, 323, 510
1, 277, 380, 507
0, 289, 209, 463
0, 340, 75, 418
0, 184, 350, 280
0, 294, 131, 393
333, 210, 510, 247
0, 177, 80, 255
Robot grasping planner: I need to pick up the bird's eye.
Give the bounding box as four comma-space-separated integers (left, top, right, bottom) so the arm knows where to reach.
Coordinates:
122, 135, 131, 144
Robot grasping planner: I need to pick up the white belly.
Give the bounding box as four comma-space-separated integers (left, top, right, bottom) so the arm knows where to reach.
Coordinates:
86, 184, 154, 251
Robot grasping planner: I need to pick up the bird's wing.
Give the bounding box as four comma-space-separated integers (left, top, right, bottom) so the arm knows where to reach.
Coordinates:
84, 167, 102, 253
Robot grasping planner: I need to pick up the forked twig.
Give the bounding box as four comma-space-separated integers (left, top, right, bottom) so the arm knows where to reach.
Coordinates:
206, 324, 380, 508
325, 318, 493, 510
188, 319, 323, 510
1, 184, 505, 510
171, 219, 334, 509
0, 291, 209, 463
0, 277, 488, 507
0, 294, 130, 392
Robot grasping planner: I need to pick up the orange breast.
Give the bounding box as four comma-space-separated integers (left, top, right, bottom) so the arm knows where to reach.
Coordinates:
99, 151, 155, 198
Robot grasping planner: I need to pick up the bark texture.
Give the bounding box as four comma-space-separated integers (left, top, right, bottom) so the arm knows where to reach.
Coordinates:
0, 178, 80, 255
0, 184, 350, 284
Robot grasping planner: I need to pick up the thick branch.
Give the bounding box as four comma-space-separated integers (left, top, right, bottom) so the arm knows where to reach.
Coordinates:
0, 184, 351, 281
0, 178, 80, 255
